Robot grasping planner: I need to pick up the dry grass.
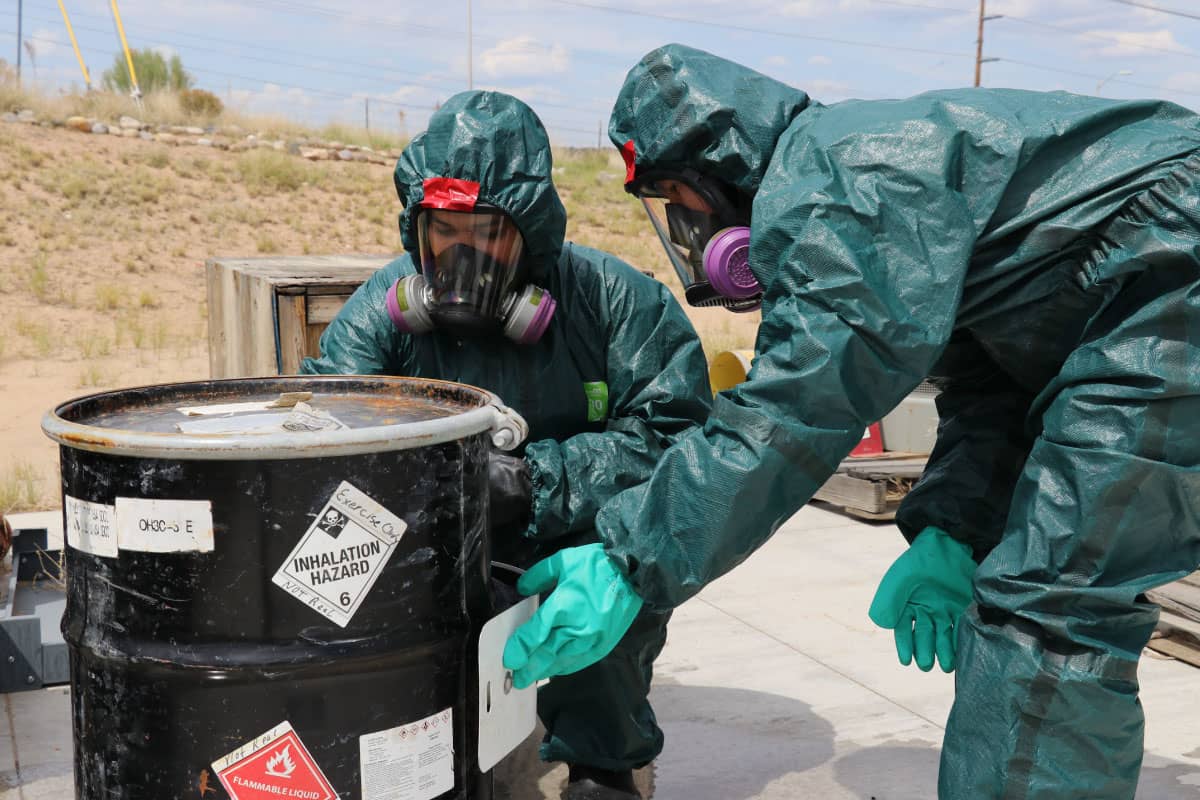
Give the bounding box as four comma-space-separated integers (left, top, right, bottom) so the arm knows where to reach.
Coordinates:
0, 92, 755, 513
0, 462, 42, 514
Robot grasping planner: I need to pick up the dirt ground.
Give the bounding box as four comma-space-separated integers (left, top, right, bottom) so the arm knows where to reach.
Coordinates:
0, 120, 758, 512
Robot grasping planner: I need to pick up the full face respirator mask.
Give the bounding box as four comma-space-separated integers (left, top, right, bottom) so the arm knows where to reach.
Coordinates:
629, 168, 761, 312
386, 204, 557, 344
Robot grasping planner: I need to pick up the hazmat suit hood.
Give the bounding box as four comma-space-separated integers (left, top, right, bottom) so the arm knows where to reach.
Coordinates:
394, 91, 567, 283
608, 43, 814, 198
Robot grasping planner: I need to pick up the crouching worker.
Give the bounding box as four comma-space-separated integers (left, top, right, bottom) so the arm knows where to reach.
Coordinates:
302, 90, 712, 800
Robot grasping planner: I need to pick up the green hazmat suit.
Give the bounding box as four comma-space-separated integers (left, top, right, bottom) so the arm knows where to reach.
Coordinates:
601, 43, 1200, 798
302, 90, 712, 772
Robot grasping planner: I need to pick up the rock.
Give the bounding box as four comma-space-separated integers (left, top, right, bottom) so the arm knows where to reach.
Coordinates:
365, 152, 389, 166
327, 141, 345, 150
66, 116, 92, 132
184, 126, 204, 136
168, 125, 189, 135
210, 136, 231, 149
138, 131, 154, 141
337, 149, 354, 161
155, 132, 178, 145
271, 140, 285, 151
108, 126, 123, 136
351, 151, 369, 162
255, 139, 275, 149
229, 141, 254, 152
300, 147, 330, 161
121, 127, 140, 138
16, 109, 36, 123
1, 112, 17, 124
118, 115, 141, 130
196, 138, 213, 147
91, 123, 109, 135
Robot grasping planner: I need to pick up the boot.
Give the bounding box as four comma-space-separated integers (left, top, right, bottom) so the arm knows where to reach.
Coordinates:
562, 765, 641, 800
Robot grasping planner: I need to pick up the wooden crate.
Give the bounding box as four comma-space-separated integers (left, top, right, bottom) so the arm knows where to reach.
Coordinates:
812, 453, 928, 521
206, 255, 396, 378
1147, 571, 1200, 668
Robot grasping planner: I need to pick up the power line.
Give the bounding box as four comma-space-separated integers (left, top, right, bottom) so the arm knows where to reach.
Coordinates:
1103, 0, 1200, 22
24, 3, 465, 87
998, 56, 1200, 99
22, 9, 610, 116
5, 30, 601, 140
544, 0, 975, 59
997, 11, 1200, 61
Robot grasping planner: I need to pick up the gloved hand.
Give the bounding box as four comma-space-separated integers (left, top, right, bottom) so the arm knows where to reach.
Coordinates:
489, 452, 532, 530
868, 526, 976, 673
502, 543, 643, 689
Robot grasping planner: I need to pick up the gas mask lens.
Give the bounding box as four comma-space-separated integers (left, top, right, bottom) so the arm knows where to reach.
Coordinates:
417, 207, 526, 333
633, 174, 761, 312
386, 205, 556, 344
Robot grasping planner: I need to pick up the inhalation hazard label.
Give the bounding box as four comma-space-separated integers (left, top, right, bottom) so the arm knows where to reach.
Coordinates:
271, 480, 406, 627
213, 721, 337, 800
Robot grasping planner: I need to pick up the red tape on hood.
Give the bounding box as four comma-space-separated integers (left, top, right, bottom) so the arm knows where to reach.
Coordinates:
421, 177, 480, 210
621, 140, 637, 185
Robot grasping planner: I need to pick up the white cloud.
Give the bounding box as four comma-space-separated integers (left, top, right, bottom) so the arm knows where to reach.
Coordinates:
805, 79, 853, 97
779, 0, 870, 17
26, 29, 61, 60
1081, 28, 1188, 57
480, 36, 570, 79
766, 56, 789, 68
808, 55, 833, 66
1164, 72, 1200, 94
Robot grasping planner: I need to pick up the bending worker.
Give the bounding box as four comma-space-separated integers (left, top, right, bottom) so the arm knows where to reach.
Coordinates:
303, 90, 711, 800
502, 43, 1200, 798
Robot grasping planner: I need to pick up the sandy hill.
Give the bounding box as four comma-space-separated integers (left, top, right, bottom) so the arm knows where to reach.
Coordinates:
0, 119, 756, 512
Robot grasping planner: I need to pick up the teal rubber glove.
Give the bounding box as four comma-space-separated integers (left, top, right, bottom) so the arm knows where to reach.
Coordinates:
502, 543, 644, 689
868, 526, 976, 673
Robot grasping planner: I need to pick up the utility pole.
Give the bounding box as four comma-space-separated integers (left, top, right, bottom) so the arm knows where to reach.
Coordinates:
974, 0, 1001, 87
466, 0, 473, 90
16, 0, 22, 84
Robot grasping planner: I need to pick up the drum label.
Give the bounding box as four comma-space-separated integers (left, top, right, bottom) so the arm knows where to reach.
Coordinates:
213, 721, 337, 800
65, 495, 118, 558
272, 480, 406, 628
115, 497, 214, 553
359, 708, 454, 800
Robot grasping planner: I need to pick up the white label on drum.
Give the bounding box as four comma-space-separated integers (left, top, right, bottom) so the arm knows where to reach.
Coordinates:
271, 480, 406, 628
115, 497, 214, 553
359, 708, 454, 800
64, 495, 118, 558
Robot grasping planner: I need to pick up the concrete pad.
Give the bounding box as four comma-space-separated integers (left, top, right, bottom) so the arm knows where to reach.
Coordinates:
0, 688, 71, 800
1, 506, 1198, 798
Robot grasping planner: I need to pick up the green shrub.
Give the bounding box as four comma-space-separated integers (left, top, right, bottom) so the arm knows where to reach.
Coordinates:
179, 88, 223, 119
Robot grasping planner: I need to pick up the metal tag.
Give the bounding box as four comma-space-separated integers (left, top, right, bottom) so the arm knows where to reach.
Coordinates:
477, 596, 539, 772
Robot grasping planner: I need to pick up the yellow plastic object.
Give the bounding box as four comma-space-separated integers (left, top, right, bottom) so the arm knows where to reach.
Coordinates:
708, 349, 754, 394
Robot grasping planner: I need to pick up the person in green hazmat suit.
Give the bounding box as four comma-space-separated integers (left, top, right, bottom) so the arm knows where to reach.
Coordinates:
302, 90, 712, 800
500, 43, 1200, 798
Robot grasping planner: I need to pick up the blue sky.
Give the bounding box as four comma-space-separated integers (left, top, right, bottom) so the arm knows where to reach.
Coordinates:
6, 0, 1200, 146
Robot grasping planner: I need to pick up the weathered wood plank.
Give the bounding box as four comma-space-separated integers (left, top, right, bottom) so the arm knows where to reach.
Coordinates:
1146, 634, 1200, 669
813, 473, 888, 514
306, 293, 354, 325
276, 294, 308, 376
